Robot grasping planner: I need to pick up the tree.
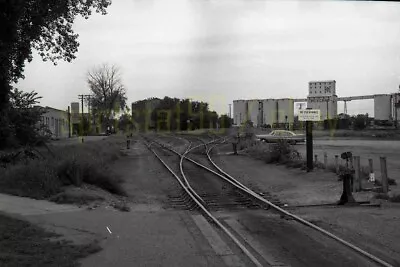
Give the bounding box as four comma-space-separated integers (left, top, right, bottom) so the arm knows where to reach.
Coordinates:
0, 0, 111, 110
353, 114, 368, 130
0, 88, 48, 148
118, 113, 134, 133
87, 64, 127, 130
218, 115, 232, 129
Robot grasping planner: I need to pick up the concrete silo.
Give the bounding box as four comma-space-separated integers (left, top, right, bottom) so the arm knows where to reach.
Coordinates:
246, 100, 259, 126
233, 100, 247, 125
262, 99, 278, 127
277, 99, 295, 124
374, 95, 392, 121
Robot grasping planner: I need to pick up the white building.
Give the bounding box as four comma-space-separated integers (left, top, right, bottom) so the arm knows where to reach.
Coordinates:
39, 107, 70, 139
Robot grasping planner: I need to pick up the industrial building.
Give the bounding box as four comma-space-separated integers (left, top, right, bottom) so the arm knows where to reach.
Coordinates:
233, 80, 400, 127
39, 107, 70, 139
307, 80, 338, 120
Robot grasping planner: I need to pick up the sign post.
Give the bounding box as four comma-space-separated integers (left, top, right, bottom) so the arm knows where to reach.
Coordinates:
299, 109, 321, 172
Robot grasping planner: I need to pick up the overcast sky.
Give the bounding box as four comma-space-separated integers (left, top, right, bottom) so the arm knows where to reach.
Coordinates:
16, 0, 400, 116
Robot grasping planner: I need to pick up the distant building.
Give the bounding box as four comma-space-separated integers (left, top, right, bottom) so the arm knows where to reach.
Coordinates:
307, 80, 338, 120
308, 80, 336, 97
39, 107, 69, 139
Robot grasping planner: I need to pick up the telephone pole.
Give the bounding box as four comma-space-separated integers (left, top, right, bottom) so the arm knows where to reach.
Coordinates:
78, 94, 92, 137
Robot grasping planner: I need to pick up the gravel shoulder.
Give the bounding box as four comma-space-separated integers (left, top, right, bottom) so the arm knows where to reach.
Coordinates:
210, 149, 400, 265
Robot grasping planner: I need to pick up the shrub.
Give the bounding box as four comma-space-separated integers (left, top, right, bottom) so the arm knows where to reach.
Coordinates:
0, 159, 62, 199
374, 178, 397, 186
389, 178, 397, 185
374, 193, 390, 200
245, 140, 301, 165
0, 137, 127, 200
390, 194, 400, 203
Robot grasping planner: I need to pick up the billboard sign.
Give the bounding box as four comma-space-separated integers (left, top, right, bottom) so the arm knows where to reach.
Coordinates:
298, 109, 320, 121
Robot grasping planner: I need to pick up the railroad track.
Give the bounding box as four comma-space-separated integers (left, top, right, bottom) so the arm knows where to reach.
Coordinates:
142, 134, 394, 267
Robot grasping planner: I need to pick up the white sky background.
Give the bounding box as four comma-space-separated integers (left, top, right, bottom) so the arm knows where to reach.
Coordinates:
16, 0, 400, 116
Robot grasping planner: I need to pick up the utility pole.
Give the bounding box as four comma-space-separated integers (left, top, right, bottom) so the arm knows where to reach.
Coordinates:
78, 94, 91, 138
67, 106, 71, 138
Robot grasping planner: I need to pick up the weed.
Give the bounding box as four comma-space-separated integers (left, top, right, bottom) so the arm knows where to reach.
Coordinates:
0, 137, 127, 200
0, 160, 62, 199
245, 140, 302, 165
374, 193, 390, 200
374, 178, 397, 186
389, 194, 400, 203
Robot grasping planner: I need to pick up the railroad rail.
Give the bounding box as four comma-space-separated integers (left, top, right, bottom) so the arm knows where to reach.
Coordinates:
143, 134, 393, 267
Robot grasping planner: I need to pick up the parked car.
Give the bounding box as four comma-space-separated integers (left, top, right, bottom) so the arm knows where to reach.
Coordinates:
255, 130, 305, 144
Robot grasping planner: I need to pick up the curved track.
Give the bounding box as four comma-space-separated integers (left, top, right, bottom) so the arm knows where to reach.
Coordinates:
143, 134, 393, 267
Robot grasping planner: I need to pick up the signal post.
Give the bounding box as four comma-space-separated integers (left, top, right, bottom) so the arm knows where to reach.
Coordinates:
298, 109, 321, 172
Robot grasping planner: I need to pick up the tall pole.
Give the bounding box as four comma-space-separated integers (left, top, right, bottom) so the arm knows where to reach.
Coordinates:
306, 120, 313, 171
305, 108, 314, 172
229, 104, 232, 118
67, 106, 71, 138
78, 94, 84, 140
394, 93, 398, 129
78, 94, 92, 135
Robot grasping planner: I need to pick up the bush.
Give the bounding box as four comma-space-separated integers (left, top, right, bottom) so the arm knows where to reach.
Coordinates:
0, 137, 127, 200
374, 178, 397, 186
0, 159, 62, 199
245, 140, 301, 165
374, 193, 390, 200
390, 194, 400, 203
353, 114, 368, 130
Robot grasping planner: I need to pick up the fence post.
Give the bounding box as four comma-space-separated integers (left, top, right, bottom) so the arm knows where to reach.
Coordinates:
349, 156, 354, 170
368, 158, 375, 182
380, 157, 388, 193
335, 155, 339, 174
324, 152, 328, 169
353, 156, 361, 192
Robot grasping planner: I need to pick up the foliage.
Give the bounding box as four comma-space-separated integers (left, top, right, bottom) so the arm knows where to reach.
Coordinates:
218, 114, 232, 128
87, 64, 127, 130
245, 140, 301, 164
0, 88, 49, 149
131, 96, 219, 132
0, 0, 111, 109
118, 113, 134, 132
353, 114, 368, 130
0, 137, 127, 199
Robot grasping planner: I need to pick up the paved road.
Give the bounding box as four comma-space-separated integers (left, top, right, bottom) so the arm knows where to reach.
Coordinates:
297, 139, 400, 182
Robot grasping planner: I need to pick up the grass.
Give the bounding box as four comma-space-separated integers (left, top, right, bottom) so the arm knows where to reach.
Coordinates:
0, 136, 127, 201
0, 214, 102, 267
312, 129, 400, 140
